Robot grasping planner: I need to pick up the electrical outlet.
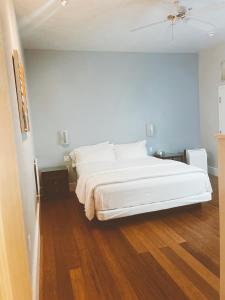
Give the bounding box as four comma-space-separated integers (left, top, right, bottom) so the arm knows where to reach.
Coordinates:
64, 155, 70, 162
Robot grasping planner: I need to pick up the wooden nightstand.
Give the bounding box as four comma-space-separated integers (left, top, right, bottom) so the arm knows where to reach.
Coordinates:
41, 166, 69, 199
154, 152, 186, 163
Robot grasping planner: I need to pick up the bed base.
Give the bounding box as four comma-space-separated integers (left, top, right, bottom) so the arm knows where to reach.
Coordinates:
95, 192, 212, 221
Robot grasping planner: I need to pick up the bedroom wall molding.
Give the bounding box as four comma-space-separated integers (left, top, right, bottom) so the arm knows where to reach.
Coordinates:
32, 202, 40, 300
208, 165, 218, 176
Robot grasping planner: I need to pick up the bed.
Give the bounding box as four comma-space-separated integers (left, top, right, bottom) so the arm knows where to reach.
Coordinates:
71, 141, 212, 221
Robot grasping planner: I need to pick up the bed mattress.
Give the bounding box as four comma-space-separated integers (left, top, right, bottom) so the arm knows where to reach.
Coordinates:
94, 172, 210, 211
75, 157, 212, 221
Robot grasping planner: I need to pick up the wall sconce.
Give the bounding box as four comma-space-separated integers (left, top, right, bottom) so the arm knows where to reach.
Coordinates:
60, 130, 69, 146
146, 122, 154, 137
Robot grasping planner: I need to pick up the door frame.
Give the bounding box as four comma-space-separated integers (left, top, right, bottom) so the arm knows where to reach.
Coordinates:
0, 22, 32, 300
217, 134, 225, 300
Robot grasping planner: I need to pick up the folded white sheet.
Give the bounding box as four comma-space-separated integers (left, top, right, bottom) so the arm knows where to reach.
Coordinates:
76, 157, 212, 220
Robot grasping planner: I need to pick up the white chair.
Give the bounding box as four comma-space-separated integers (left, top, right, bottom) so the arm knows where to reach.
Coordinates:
186, 148, 208, 173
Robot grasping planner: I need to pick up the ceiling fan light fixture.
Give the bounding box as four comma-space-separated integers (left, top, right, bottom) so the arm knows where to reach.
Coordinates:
61, 0, 68, 7
167, 15, 176, 22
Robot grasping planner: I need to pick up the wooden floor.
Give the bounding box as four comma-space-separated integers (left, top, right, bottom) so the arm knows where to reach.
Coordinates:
40, 176, 219, 300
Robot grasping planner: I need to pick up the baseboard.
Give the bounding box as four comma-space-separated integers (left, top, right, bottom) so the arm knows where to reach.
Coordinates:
69, 182, 76, 192
32, 201, 40, 300
208, 166, 218, 176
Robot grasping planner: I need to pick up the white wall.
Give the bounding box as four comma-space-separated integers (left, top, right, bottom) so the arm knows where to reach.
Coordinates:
199, 42, 225, 175
25, 50, 200, 169
0, 0, 38, 295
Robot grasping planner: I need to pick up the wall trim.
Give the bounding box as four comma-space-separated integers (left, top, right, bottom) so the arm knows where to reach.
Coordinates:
208, 165, 218, 176
32, 201, 40, 300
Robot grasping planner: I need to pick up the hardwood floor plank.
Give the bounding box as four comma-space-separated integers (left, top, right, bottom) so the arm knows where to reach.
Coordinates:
121, 222, 166, 251
40, 201, 59, 300
102, 229, 175, 300
181, 242, 220, 277
185, 211, 219, 238
161, 247, 219, 300
48, 197, 77, 300
53, 235, 75, 300
41, 236, 59, 300
72, 215, 123, 299
40, 176, 220, 300
190, 205, 219, 232
139, 252, 189, 300
162, 214, 219, 265
92, 229, 139, 300
169, 212, 219, 245
132, 226, 209, 300
119, 225, 148, 253
135, 221, 169, 248
70, 239, 103, 300
70, 268, 86, 300
145, 220, 220, 291
147, 219, 186, 244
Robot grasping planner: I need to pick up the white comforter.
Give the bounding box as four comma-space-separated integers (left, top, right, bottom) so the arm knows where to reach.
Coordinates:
76, 157, 212, 220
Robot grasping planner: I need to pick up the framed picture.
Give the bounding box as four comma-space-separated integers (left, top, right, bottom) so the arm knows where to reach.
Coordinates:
12, 49, 30, 133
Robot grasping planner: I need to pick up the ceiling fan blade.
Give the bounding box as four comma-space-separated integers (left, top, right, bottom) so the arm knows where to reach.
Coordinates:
180, 0, 225, 7
180, 0, 225, 14
186, 17, 215, 32
131, 20, 168, 32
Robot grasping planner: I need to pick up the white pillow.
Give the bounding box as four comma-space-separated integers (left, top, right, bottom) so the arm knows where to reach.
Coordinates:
69, 141, 109, 162
114, 140, 148, 160
70, 142, 116, 165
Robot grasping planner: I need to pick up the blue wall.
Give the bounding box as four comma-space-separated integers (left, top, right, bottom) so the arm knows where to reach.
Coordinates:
25, 50, 200, 168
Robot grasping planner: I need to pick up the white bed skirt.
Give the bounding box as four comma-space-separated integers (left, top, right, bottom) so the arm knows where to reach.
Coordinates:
96, 192, 211, 221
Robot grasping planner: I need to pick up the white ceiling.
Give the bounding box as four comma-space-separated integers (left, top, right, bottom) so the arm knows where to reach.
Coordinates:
14, 0, 225, 53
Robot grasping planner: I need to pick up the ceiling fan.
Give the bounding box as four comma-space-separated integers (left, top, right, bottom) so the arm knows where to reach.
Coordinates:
131, 0, 216, 39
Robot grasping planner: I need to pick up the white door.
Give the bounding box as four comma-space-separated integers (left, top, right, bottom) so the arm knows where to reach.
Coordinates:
219, 85, 225, 134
